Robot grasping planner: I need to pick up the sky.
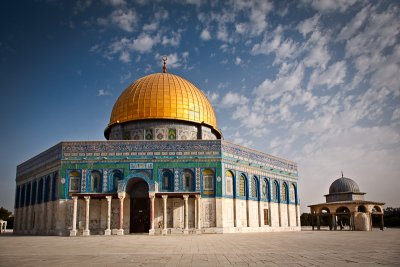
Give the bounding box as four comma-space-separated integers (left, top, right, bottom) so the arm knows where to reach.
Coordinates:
0, 0, 399, 213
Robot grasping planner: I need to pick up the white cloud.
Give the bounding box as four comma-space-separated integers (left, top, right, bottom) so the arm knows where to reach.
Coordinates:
231, 0, 273, 36
235, 23, 247, 34
97, 9, 137, 32
205, 91, 219, 106
132, 34, 159, 53
162, 31, 181, 46
120, 71, 132, 83
308, 61, 347, 90
98, 89, 112, 96
297, 14, 320, 37
254, 63, 304, 101
234, 56, 242, 65
338, 4, 371, 40
73, 0, 92, 14
102, 0, 126, 7
155, 51, 190, 70
119, 50, 131, 63
200, 28, 211, 41
392, 108, 400, 121
252, 26, 299, 63
143, 22, 158, 32
303, 0, 357, 12
220, 91, 248, 107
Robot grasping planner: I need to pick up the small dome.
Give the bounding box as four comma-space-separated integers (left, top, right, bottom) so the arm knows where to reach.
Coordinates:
329, 177, 360, 194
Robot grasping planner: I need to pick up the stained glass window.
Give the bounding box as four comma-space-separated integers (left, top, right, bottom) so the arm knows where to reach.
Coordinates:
262, 179, 268, 199
251, 177, 258, 198
290, 183, 296, 202
91, 171, 102, 193
162, 170, 173, 190
239, 175, 246, 197
272, 180, 278, 201
112, 170, 123, 191
183, 170, 194, 191
225, 171, 233, 196
281, 182, 288, 203
203, 169, 214, 191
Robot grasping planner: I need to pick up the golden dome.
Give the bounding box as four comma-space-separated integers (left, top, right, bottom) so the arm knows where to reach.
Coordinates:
106, 72, 219, 134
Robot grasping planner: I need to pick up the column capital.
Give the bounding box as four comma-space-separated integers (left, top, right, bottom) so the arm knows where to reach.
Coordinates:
162, 195, 168, 200
149, 192, 156, 199
195, 194, 201, 199
72, 196, 78, 200
183, 194, 189, 200
105, 195, 112, 201
84, 196, 90, 200
118, 192, 126, 199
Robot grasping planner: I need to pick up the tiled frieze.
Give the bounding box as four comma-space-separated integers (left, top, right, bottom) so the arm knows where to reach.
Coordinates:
102, 169, 108, 192
174, 170, 179, 191
81, 169, 86, 192
195, 167, 200, 191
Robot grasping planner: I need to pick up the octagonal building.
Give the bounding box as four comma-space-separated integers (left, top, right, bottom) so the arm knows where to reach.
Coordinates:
14, 67, 300, 236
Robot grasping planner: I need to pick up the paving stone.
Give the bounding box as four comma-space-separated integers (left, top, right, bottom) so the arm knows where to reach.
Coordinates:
0, 228, 399, 266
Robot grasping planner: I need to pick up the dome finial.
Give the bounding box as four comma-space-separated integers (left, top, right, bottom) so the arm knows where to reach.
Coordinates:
341, 171, 344, 178
162, 56, 167, 73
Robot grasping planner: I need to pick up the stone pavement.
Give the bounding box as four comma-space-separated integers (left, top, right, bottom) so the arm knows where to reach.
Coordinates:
0, 228, 399, 266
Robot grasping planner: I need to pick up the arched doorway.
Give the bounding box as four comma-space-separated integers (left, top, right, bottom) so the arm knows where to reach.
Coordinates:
126, 178, 150, 233
336, 206, 351, 230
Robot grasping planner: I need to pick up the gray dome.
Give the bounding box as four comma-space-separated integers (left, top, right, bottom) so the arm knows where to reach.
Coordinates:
329, 177, 360, 194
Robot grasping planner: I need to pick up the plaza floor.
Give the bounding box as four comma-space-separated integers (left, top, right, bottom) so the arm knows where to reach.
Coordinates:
0, 228, 399, 266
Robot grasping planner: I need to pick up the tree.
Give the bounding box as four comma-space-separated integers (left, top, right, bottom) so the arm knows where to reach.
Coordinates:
0, 207, 14, 229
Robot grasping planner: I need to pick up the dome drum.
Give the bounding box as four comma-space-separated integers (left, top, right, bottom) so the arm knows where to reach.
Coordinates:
106, 119, 219, 141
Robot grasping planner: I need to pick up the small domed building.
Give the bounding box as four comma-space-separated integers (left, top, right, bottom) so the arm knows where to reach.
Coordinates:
308, 173, 384, 231
13, 63, 300, 236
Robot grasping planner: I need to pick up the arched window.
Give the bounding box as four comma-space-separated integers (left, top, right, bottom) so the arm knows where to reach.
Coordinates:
44, 176, 51, 202
51, 172, 58, 201
112, 170, 123, 191
69, 171, 80, 193
26, 183, 31, 206
91, 171, 102, 193
20, 185, 26, 208
202, 169, 215, 193
251, 176, 258, 198
262, 179, 269, 199
31, 181, 37, 206
15, 186, 21, 209
162, 170, 173, 191
183, 169, 195, 191
272, 180, 279, 201
239, 174, 246, 197
290, 183, 296, 203
281, 182, 288, 203
225, 170, 234, 196
38, 178, 43, 204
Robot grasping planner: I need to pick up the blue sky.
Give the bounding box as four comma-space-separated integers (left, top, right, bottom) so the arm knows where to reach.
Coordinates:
0, 0, 399, 212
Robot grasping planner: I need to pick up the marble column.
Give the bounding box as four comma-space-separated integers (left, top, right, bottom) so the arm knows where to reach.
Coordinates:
83, 196, 90, 236
332, 213, 337, 230
104, 196, 112, 235
196, 195, 202, 232
380, 214, 384, 230
317, 214, 321, 230
117, 192, 125, 235
162, 195, 168, 235
149, 193, 155, 235
69, 196, 78, 236
183, 195, 189, 234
